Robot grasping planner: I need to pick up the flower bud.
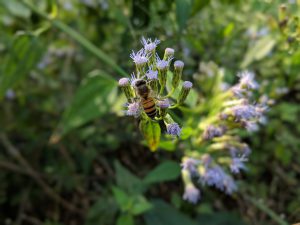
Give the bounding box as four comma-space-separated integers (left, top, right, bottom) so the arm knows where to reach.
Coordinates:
177, 81, 193, 104
157, 98, 170, 117
146, 69, 159, 93
163, 48, 175, 60
172, 60, 184, 88
119, 77, 135, 102
157, 60, 168, 93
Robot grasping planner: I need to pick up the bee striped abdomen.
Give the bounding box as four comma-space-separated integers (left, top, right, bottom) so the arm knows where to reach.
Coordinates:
142, 97, 156, 119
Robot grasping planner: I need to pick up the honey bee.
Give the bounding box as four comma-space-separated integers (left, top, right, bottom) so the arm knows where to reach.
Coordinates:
134, 79, 157, 119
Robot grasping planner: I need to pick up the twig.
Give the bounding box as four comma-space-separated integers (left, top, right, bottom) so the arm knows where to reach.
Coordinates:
0, 132, 83, 215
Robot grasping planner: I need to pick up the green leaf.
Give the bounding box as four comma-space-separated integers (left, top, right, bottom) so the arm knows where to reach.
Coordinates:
191, 0, 210, 16
241, 36, 276, 68
0, 33, 44, 99
114, 161, 146, 195
131, 195, 152, 215
112, 186, 132, 212
85, 196, 117, 225
144, 200, 197, 225
158, 140, 176, 151
144, 161, 181, 184
180, 126, 194, 140
1, 0, 31, 18
139, 120, 161, 151
117, 214, 135, 225
51, 70, 118, 142
176, 0, 192, 32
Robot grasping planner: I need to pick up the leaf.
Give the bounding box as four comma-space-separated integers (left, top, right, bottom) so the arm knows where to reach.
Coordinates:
0, 33, 44, 99
191, 0, 211, 16
143, 161, 181, 184
85, 196, 117, 225
176, 0, 192, 32
139, 120, 161, 151
144, 200, 197, 225
50, 70, 118, 143
117, 214, 135, 225
1, 0, 31, 18
114, 161, 146, 195
131, 195, 152, 215
180, 126, 194, 140
241, 36, 276, 68
158, 140, 176, 151
112, 186, 132, 212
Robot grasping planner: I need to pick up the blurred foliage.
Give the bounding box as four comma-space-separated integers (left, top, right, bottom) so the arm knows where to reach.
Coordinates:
0, 0, 300, 225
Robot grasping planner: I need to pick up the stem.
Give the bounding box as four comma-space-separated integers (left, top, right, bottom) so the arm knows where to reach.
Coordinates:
21, 0, 128, 78
161, 87, 175, 99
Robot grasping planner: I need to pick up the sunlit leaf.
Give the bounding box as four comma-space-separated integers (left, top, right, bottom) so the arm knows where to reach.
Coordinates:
140, 120, 161, 151
241, 36, 276, 68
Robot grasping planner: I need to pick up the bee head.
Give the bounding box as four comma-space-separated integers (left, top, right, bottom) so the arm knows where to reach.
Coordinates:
134, 79, 147, 87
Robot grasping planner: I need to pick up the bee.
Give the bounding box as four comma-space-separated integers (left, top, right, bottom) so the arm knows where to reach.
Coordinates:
134, 79, 157, 119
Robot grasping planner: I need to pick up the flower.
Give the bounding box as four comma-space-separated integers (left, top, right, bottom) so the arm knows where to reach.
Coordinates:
243, 121, 259, 132
146, 69, 158, 80
230, 157, 247, 174
141, 37, 160, 52
130, 49, 148, 65
126, 102, 140, 117
174, 60, 184, 69
157, 98, 170, 109
177, 81, 193, 104
118, 77, 130, 86
181, 157, 200, 176
183, 81, 193, 89
230, 148, 248, 174
130, 73, 138, 87
166, 123, 181, 136
183, 184, 201, 204
238, 71, 259, 90
156, 54, 173, 70
202, 125, 226, 140
164, 48, 175, 59
200, 165, 237, 194
231, 104, 257, 120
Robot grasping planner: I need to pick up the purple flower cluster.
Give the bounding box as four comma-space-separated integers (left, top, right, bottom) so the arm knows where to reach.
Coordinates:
181, 154, 239, 203
202, 125, 226, 140
167, 123, 181, 137
126, 102, 140, 117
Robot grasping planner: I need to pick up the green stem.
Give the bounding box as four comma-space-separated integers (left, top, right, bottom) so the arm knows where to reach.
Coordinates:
21, 0, 128, 78
161, 87, 175, 99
